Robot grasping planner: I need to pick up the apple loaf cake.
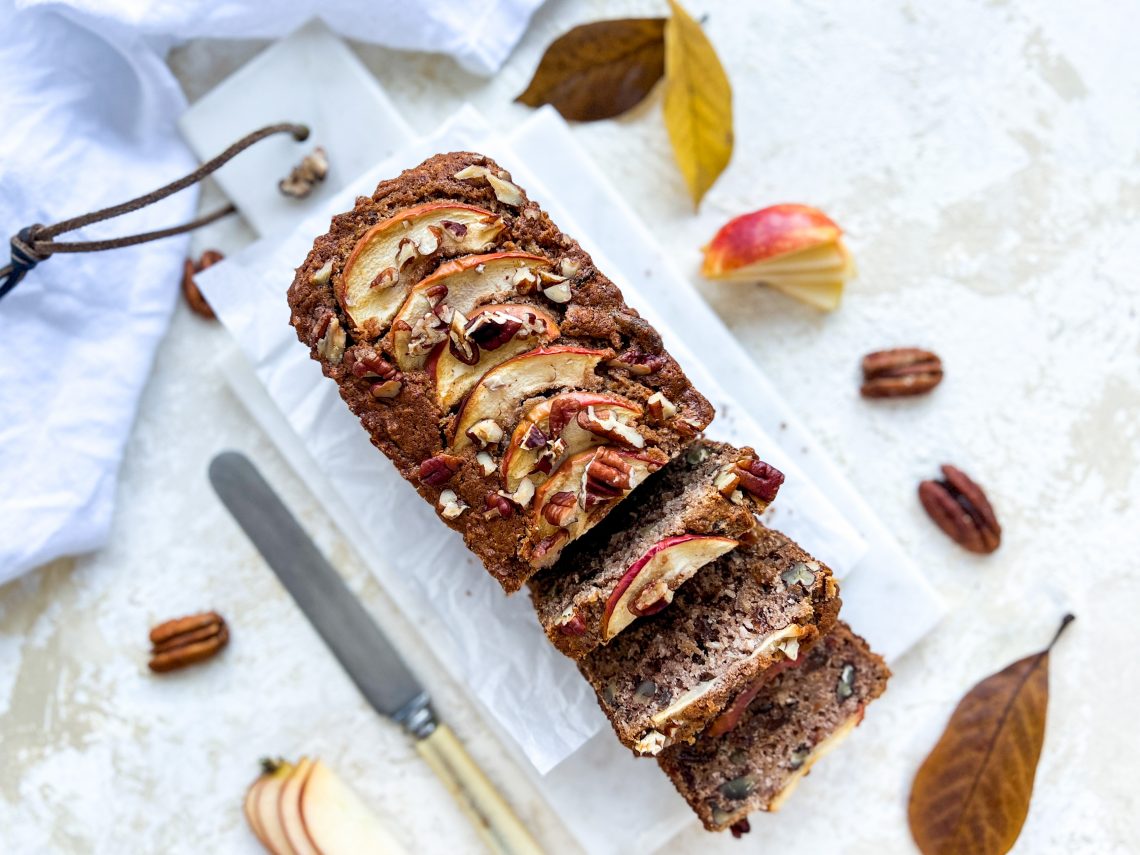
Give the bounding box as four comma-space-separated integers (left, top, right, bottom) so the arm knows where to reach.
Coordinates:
657, 622, 890, 832
288, 152, 714, 592
578, 526, 840, 755
529, 439, 784, 659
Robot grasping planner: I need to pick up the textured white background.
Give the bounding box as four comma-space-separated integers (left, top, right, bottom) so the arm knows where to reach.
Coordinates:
2, 0, 1139, 852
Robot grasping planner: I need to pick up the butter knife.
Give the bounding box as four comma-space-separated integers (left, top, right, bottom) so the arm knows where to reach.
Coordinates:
209, 451, 542, 855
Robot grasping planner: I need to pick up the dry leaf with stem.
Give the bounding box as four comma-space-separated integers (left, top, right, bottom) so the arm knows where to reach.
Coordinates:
908, 614, 1075, 855
663, 0, 734, 207
516, 18, 667, 122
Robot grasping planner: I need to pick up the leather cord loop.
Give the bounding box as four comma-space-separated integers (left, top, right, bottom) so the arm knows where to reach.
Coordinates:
0, 121, 309, 302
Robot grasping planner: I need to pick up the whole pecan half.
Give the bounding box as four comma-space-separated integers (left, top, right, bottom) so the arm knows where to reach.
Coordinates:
181, 249, 224, 319
419, 454, 463, 487
861, 348, 943, 398
149, 611, 229, 673
918, 464, 1001, 554
734, 456, 785, 504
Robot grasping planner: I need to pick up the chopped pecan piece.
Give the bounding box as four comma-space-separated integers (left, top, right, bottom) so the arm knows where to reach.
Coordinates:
483, 492, 514, 520
181, 250, 224, 319
735, 457, 784, 504
148, 611, 229, 673
576, 407, 644, 448
419, 454, 463, 487
861, 348, 943, 398
607, 349, 666, 376
542, 490, 579, 527
918, 464, 1001, 553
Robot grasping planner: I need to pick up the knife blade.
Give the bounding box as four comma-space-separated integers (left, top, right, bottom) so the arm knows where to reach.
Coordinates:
209, 451, 541, 855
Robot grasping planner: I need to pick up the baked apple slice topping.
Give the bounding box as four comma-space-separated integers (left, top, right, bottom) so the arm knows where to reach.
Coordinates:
501, 392, 643, 491
527, 446, 666, 568
452, 346, 610, 452
428, 304, 560, 409
601, 535, 739, 641
389, 252, 553, 370
336, 203, 505, 339
701, 204, 854, 311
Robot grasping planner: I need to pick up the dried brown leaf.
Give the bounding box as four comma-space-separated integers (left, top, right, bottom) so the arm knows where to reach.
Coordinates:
908, 615, 1075, 855
516, 18, 667, 122
662, 0, 733, 207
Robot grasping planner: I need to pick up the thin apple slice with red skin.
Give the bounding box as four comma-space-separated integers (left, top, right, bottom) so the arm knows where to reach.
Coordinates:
336, 203, 505, 339
701, 204, 843, 277
255, 760, 298, 855
431, 304, 560, 410
390, 252, 552, 370
501, 392, 643, 491
299, 760, 407, 855
278, 757, 320, 855
452, 346, 610, 452
601, 535, 739, 641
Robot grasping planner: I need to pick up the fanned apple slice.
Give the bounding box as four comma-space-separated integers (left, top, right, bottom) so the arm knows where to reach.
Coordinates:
452, 347, 609, 452
529, 447, 665, 567
278, 757, 320, 855
601, 535, 739, 640
244, 777, 269, 849
255, 760, 298, 855
336, 203, 505, 339
390, 252, 553, 370
299, 760, 408, 855
501, 392, 643, 492
429, 304, 560, 410
701, 204, 854, 311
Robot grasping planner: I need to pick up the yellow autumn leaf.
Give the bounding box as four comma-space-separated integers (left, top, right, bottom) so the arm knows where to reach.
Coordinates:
663, 0, 734, 207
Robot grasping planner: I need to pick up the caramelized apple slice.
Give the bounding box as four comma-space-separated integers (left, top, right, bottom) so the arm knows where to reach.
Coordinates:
336, 203, 505, 338
601, 535, 739, 640
429, 304, 560, 410
390, 252, 552, 370
501, 392, 643, 492
452, 347, 609, 452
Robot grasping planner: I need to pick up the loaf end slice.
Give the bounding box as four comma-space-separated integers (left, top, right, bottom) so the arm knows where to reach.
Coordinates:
657, 621, 890, 832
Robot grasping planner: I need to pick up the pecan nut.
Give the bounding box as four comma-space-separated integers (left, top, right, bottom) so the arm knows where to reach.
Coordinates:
148, 611, 228, 673
181, 250, 224, 319
542, 490, 579, 527
735, 457, 785, 504
918, 464, 1001, 554
584, 448, 633, 505
861, 348, 943, 398
419, 454, 463, 487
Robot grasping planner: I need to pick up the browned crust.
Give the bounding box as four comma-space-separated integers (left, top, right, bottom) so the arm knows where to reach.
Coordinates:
657, 622, 891, 831
287, 152, 714, 591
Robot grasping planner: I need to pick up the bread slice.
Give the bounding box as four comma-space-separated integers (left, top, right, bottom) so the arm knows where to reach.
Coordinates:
288, 152, 714, 592
657, 621, 890, 832
578, 527, 840, 755
530, 439, 784, 658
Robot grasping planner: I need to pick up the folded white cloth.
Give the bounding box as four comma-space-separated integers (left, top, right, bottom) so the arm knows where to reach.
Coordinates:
0, 0, 544, 584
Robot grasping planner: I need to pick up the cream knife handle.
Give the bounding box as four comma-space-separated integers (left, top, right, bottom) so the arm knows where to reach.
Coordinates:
415, 723, 543, 855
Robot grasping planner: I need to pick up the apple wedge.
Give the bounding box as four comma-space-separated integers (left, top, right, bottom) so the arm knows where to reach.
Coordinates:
244, 777, 269, 850
336, 203, 505, 339
701, 204, 854, 311
389, 252, 553, 370
601, 535, 739, 640
299, 760, 408, 855
501, 392, 643, 491
429, 304, 560, 410
452, 347, 609, 452
254, 760, 298, 855
278, 757, 320, 855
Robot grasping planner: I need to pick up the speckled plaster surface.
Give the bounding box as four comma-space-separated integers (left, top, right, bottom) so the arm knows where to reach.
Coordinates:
2, 0, 1139, 852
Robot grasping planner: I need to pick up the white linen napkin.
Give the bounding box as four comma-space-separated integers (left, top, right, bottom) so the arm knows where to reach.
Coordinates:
0, 2, 545, 584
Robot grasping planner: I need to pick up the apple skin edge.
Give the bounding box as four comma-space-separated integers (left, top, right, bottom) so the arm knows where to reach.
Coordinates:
700, 204, 842, 276
601, 534, 739, 640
